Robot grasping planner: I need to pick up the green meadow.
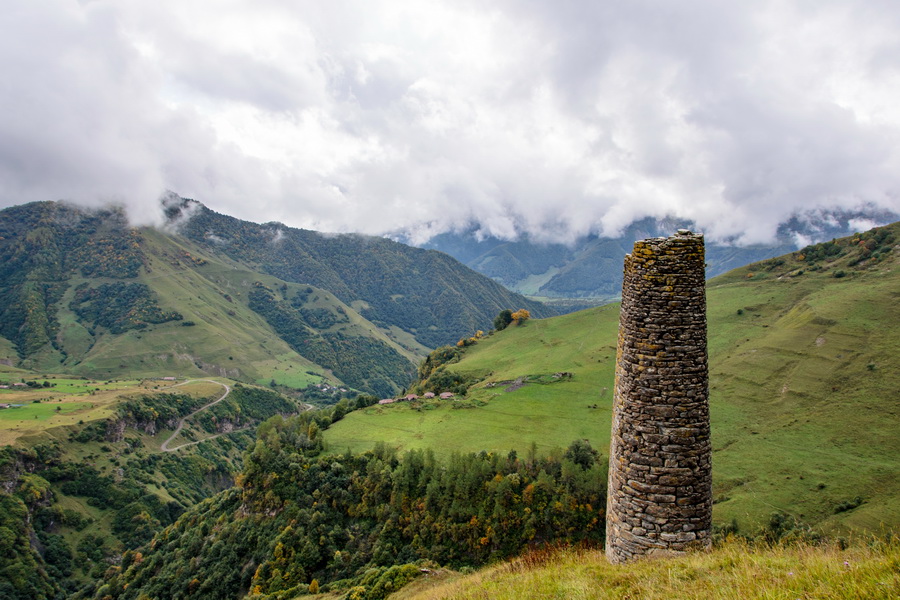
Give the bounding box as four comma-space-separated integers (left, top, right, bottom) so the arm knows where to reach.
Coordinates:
0, 401, 95, 422
327, 224, 900, 534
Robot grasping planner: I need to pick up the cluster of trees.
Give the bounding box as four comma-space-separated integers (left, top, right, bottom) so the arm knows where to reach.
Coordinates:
195, 384, 299, 433
0, 494, 59, 600
0, 279, 67, 358
71, 386, 298, 445
248, 283, 415, 397
0, 433, 256, 597
413, 345, 471, 396
493, 308, 531, 331
70, 282, 183, 334
456, 329, 484, 347
294, 382, 356, 406
76, 228, 145, 279
92, 409, 607, 600
788, 224, 896, 272
114, 392, 207, 433
796, 228, 892, 267
797, 240, 846, 265
847, 226, 896, 266
417, 308, 533, 395
289, 291, 350, 329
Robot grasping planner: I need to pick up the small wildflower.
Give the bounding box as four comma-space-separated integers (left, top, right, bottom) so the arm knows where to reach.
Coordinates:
843, 561, 850, 567
787, 571, 794, 576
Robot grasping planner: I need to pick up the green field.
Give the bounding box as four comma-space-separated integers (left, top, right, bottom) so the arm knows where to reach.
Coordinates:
327, 303, 619, 457
0, 376, 143, 394
327, 225, 900, 534
0, 401, 95, 422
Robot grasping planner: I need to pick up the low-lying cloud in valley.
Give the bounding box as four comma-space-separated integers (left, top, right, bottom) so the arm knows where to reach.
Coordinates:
1, 1, 898, 244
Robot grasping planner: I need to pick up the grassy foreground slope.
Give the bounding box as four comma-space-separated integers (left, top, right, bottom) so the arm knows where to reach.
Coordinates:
393, 538, 900, 600
326, 223, 900, 534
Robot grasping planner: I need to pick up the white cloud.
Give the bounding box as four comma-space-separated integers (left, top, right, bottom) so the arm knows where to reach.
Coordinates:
0, 0, 898, 242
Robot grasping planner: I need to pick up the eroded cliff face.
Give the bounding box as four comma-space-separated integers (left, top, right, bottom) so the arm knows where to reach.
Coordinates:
606, 230, 711, 563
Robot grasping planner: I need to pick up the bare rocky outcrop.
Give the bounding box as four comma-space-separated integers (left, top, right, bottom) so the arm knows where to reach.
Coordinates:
606, 230, 712, 563
104, 417, 178, 442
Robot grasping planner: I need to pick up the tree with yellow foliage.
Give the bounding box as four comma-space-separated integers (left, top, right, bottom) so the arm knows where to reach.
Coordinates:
511, 309, 531, 324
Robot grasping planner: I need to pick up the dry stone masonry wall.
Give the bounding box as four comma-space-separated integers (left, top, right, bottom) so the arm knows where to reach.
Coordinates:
605, 230, 711, 563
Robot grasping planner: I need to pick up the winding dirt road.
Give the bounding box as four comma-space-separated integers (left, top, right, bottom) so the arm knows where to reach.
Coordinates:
160, 379, 232, 452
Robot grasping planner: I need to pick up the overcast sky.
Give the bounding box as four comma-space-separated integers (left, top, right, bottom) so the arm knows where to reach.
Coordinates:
1, 1, 898, 244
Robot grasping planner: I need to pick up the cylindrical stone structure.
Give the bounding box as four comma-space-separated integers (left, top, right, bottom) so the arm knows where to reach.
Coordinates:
605, 230, 711, 563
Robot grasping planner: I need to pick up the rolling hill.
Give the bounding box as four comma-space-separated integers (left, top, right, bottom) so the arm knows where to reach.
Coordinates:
327, 221, 900, 534
0, 199, 549, 397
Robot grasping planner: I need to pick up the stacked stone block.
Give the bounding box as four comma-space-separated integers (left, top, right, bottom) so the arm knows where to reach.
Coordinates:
605, 230, 711, 563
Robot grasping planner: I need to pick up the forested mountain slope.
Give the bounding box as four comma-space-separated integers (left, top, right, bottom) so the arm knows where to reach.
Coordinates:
165, 197, 551, 348
0, 379, 303, 600
0, 199, 549, 396
83, 409, 607, 600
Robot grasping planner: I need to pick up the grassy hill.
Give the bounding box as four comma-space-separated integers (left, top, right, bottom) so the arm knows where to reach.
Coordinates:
326, 221, 900, 534
391, 537, 900, 600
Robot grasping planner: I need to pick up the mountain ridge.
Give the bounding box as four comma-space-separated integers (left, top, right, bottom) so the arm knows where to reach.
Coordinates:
0, 199, 550, 396
418, 210, 898, 305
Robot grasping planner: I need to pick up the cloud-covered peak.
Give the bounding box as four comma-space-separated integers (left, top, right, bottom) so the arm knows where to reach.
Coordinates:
1, 1, 898, 245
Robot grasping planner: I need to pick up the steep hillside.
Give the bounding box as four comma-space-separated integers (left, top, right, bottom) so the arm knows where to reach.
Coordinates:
166, 197, 551, 348
0, 377, 303, 599
327, 222, 900, 534
0, 200, 548, 397
393, 539, 900, 600
80, 410, 607, 600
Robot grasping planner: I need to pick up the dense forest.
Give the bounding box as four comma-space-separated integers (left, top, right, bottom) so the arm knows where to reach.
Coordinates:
248, 283, 415, 397
70, 282, 183, 334
88, 407, 607, 600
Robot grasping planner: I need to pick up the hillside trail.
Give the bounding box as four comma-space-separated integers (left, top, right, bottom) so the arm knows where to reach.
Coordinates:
160, 379, 232, 452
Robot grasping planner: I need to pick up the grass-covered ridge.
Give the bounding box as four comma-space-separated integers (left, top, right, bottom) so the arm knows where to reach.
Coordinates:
326, 221, 900, 534
393, 537, 900, 600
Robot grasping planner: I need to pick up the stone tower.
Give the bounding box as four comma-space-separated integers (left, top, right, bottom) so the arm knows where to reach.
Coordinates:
605, 230, 711, 563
